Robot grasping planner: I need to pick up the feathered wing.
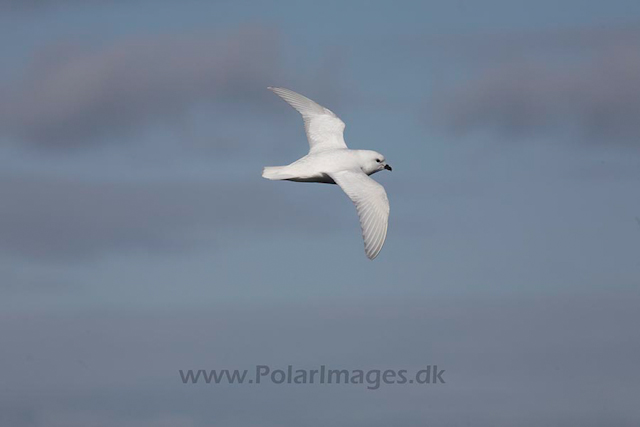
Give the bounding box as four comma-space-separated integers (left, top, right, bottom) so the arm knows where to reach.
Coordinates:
268, 87, 348, 154
329, 170, 390, 260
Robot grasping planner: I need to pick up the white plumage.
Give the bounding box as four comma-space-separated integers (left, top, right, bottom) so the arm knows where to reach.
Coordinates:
263, 87, 392, 260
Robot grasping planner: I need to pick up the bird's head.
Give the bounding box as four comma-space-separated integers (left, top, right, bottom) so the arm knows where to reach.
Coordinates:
360, 150, 392, 175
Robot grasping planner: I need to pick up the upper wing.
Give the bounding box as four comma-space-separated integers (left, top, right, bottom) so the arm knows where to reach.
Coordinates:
329, 170, 390, 260
269, 87, 348, 154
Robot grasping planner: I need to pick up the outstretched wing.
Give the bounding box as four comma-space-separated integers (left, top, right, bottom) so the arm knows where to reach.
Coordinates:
329, 170, 390, 260
269, 87, 348, 154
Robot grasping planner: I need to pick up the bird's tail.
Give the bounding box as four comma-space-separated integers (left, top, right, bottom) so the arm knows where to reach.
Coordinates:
262, 166, 293, 180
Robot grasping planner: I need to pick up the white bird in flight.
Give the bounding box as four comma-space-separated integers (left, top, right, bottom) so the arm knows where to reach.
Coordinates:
263, 87, 392, 260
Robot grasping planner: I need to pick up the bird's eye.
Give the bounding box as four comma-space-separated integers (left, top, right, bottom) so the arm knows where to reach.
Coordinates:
376, 159, 381, 163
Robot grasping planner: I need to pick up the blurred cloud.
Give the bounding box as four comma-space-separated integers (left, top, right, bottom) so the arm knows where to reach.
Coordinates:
432, 25, 640, 143
0, 292, 638, 426
0, 266, 77, 295
0, 175, 335, 260
420, 24, 640, 60
0, 28, 280, 147
0, 0, 89, 12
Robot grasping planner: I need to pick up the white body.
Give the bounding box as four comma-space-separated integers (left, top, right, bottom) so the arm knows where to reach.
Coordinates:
263, 149, 383, 184
263, 87, 392, 260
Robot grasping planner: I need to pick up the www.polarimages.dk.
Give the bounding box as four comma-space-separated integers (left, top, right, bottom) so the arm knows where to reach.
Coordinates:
179, 365, 445, 390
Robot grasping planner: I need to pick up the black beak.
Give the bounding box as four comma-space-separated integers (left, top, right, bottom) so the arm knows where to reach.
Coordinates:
384, 164, 392, 171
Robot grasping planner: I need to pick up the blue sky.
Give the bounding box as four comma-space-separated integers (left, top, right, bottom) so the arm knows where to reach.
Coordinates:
1, 1, 640, 426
